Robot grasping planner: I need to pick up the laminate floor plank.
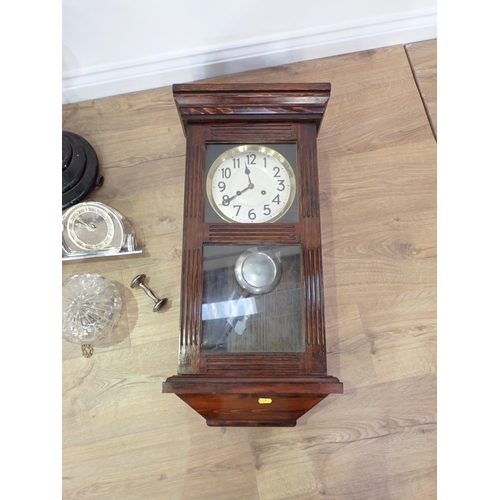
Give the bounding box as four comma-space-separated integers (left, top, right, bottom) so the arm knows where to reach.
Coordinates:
405, 39, 437, 137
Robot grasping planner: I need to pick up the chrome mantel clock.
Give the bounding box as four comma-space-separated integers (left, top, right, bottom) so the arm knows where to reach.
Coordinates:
163, 83, 343, 426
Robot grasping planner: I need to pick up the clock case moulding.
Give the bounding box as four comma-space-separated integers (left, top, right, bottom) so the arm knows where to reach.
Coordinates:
163, 83, 343, 427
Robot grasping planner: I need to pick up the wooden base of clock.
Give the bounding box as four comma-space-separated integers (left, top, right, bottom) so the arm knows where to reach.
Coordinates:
163, 376, 343, 426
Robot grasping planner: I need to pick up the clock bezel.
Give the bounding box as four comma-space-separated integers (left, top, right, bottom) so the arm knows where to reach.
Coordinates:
205, 144, 297, 224
62, 201, 125, 253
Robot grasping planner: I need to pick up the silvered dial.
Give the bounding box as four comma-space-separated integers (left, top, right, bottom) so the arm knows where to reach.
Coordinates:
207, 145, 296, 223
63, 202, 125, 252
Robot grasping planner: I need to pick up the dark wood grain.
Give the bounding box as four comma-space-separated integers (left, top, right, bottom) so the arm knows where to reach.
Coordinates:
205, 223, 300, 243
184, 144, 204, 219
165, 375, 342, 426
172, 83, 332, 93
173, 83, 331, 136
210, 122, 293, 141
203, 353, 303, 374
164, 375, 343, 394
165, 83, 341, 425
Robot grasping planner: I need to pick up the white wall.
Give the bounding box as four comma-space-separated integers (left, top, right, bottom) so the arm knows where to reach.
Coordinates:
62, 0, 436, 104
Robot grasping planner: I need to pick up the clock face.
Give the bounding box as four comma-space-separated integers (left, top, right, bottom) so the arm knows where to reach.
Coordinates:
62, 202, 125, 252
206, 145, 296, 223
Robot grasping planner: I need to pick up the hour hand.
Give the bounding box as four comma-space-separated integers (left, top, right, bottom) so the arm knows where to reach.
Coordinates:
244, 165, 254, 188
244, 165, 253, 183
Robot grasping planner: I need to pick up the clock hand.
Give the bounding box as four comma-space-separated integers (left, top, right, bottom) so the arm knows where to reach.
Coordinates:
227, 184, 254, 202
244, 164, 252, 185
75, 217, 97, 231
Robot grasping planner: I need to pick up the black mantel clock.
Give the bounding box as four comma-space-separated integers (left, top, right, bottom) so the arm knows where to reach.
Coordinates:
163, 83, 343, 426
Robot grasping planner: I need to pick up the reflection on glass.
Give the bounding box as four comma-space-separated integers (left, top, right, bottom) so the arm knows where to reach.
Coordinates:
201, 245, 304, 352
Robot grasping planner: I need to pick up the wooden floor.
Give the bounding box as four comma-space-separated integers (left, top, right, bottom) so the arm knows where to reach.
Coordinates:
62, 41, 436, 500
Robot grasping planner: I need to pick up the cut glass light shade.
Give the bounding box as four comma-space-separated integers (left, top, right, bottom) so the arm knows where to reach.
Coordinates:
62, 274, 122, 345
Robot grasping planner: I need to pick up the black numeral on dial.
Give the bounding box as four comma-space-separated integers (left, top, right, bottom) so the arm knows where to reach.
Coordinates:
246, 153, 256, 165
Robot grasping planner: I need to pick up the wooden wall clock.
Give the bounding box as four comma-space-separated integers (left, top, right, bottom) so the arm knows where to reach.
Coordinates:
163, 83, 343, 426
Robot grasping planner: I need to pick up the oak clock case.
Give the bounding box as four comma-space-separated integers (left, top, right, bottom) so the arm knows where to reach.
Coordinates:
163, 83, 343, 427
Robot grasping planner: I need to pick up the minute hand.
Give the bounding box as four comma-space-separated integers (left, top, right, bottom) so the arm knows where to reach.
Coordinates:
227, 185, 252, 202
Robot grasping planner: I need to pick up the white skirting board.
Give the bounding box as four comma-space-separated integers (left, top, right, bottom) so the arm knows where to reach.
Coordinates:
62, 8, 436, 104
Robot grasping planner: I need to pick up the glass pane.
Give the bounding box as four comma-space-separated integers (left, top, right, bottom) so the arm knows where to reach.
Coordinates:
204, 144, 299, 224
201, 244, 304, 353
